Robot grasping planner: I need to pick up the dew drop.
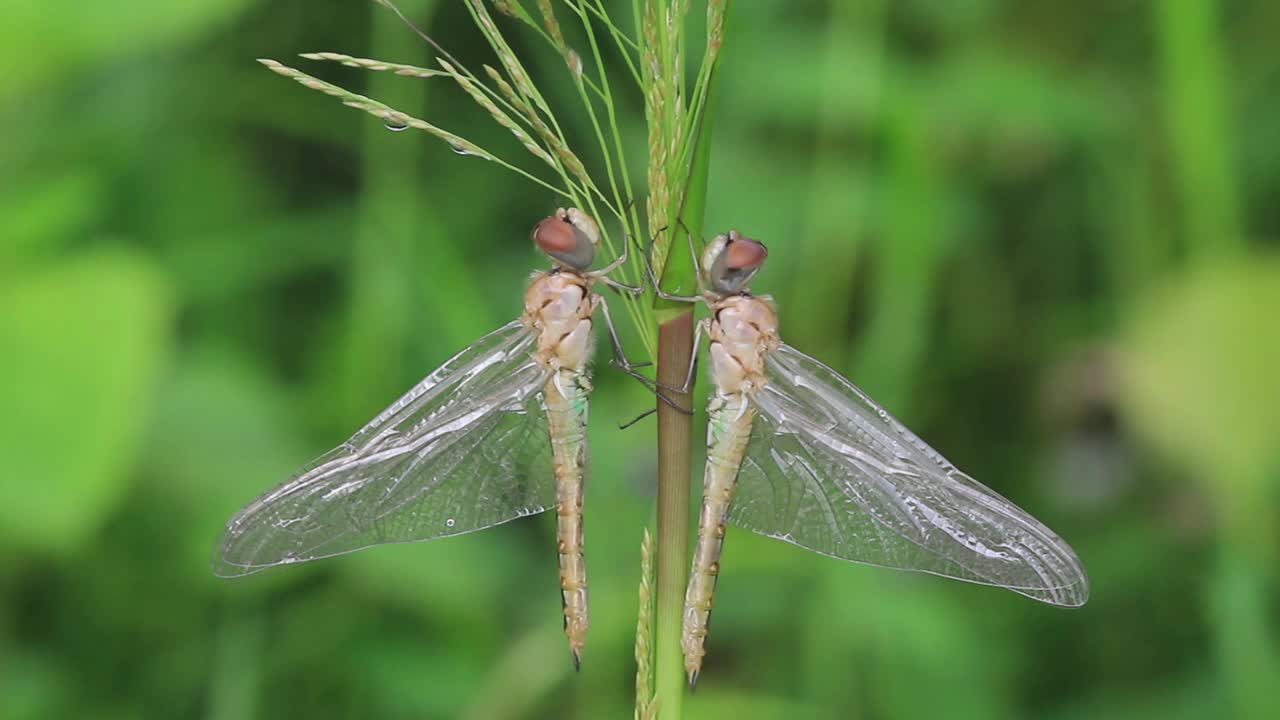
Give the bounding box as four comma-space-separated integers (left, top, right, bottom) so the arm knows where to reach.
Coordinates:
446, 517, 456, 528
449, 144, 492, 161
384, 119, 410, 132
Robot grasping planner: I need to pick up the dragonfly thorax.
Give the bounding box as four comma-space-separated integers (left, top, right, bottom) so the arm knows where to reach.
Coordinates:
523, 271, 597, 373
708, 294, 778, 396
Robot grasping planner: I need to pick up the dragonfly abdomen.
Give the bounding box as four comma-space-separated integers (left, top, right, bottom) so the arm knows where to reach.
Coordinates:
683, 392, 757, 686
544, 369, 591, 669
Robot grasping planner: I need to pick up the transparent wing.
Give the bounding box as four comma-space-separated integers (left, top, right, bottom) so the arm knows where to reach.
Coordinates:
729, 343, 1089, 606
216, 319, 556, 577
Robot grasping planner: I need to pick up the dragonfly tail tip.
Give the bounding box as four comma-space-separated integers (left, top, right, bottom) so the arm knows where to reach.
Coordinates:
687, 669, 700, 691
571, 649, 582, 672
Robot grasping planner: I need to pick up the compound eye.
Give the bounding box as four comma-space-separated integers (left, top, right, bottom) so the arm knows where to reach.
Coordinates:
533, 216, 577, 254
533, 210, 596, 270
708, 233, 767, 293
724, 236, 767, 272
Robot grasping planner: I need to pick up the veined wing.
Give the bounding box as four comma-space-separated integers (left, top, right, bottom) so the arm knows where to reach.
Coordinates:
216, 319, 555, 577
729, 343, 1089, 606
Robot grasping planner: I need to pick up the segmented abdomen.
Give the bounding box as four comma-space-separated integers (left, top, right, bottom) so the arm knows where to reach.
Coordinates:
683, 392, 756, 684
543, 370, 590, 668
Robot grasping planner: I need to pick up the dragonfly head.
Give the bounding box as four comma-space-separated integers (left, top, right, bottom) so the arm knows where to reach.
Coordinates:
533, 208, 600, 272
703, 230, 768, 294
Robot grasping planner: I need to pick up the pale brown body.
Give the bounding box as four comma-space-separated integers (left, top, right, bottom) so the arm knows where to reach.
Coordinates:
683, 294, 780, 682
521, 270, 599, 667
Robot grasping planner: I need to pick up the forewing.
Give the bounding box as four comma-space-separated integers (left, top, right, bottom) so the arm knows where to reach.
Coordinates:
729, 342, 1089, 606
216, 320, 556, 577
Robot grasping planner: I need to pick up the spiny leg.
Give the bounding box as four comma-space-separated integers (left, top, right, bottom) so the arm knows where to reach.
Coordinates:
676, 216, 707, 284
617, 406, 657, 430
601, 275, 643, 295
626, 316, 705, 399
590, 211, 648, 296
589, 203, 641, 280
636, 223, 703, 303
672, 318, 705, 396
596, 297, 693, 415
590, 234, 632, 277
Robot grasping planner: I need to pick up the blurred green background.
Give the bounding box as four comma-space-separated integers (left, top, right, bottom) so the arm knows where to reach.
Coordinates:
2, 1, 1278, 718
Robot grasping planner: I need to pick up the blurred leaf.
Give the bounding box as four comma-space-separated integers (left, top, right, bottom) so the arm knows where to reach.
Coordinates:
719, 22, 886, 128
1155, 0, 1243, 259
457, 625, 569, 720
160, 208, 354, 303
1121, 256, 1280, 491
929, 50, 1121, 146
1045, 671, 1224, 720
0, 0, 254, 98
688, 689, 827, 720
206, 609, 264, 720
143, 345, 312, 587
1210, 552, 1280, 720
0, 170, 105, 264
0, 650, 71, 720
0, 249, 171, 554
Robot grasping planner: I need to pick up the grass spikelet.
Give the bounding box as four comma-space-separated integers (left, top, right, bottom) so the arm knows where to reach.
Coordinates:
437, 58, 557, 168
706, 0, 726, 60
635, 528, 658, 720
465, 0, 545, 112
642, 0, 672, 271
256, 59, 567, 197
536, 0, 567, 50
482, 63, 592, 192
298, 52, 445, 78
490, 0, 522, 19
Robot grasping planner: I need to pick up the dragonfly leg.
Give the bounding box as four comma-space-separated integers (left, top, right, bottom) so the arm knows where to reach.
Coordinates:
589, 199, 642, 279
591, 240, 631, 277
637, 317, 704, 400
676, 216, 707, 283
596, 297, 693, 414
617, 406, 657, 430
633, 223, 704, 303
590, 210, 647, 296
671, 317, 705, 396
601, 275, 644, 295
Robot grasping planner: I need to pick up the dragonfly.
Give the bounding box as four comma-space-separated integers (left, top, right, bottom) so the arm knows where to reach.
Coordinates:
647, 231, 1090, 686
215, 207, 652, 669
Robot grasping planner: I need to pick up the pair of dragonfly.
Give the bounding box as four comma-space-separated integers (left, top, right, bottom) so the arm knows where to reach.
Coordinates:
215, 208, 1089, 685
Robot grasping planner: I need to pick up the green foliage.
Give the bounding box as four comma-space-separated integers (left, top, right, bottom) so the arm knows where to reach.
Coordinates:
2, 1, 1277, 719
0, 250, 171, 554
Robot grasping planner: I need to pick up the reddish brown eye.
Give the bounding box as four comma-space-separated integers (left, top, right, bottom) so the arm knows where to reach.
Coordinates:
533, 217, 577, 254
725, 236, 768, 271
